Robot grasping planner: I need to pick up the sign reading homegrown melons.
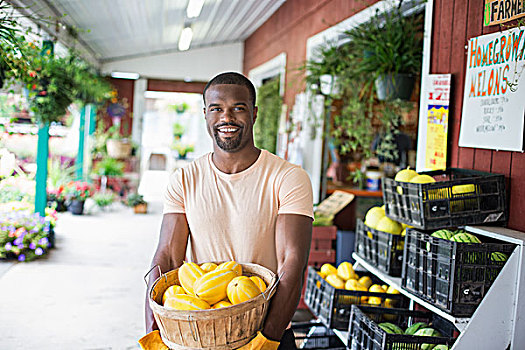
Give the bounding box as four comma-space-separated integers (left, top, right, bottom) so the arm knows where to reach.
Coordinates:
458, 27, 525, 151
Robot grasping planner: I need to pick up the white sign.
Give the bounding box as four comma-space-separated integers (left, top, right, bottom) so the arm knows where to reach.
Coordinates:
459, 27, 525, 151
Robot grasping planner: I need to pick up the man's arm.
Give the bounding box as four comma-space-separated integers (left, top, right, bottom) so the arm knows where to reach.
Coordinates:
145, 213, 190, 333
262, 213, 313, 341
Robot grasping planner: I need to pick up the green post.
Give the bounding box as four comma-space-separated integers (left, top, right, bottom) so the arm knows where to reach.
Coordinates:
88, 104, 97, 135
34, 123, 49, 216
34, 39, 54, 217
76, 105, 86, 180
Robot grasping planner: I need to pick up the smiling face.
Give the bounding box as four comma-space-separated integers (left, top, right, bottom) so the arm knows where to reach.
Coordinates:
204, 84, 257, 153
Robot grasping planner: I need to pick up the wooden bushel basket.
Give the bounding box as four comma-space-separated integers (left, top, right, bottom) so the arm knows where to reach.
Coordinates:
149, 263, 278, 349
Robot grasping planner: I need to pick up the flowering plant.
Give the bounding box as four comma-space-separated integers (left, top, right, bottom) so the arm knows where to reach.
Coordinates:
64, 181, 93, 201
0, 210, 52, 261
47, 184, 66, 201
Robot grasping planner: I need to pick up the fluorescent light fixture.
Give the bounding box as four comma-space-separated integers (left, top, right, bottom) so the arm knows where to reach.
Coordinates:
186, 0, 205, 18
111, 71, 140, 80
178, 27, 193, 51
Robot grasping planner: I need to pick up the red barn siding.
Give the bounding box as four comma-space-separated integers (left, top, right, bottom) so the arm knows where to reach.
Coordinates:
432, 0, 525, 231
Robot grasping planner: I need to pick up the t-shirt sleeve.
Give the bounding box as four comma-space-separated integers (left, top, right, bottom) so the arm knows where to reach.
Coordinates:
277, 166, 314, 219
163, 168, 186, 214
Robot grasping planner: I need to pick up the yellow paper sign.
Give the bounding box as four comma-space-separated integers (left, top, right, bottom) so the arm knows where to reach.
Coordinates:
425, 106, 449, 170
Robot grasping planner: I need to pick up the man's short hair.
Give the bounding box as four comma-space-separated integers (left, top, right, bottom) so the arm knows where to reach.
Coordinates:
203, 72, 256, 107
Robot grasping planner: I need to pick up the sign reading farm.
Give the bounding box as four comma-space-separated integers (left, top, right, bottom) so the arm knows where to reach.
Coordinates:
484, 0, 525, 26
459, 27, 525, 151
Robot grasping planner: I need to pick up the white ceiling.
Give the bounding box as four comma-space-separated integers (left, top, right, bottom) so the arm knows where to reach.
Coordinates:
10, 0, 285, 65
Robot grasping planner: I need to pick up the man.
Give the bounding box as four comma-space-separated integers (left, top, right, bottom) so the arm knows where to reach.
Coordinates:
142, 72, 313, 350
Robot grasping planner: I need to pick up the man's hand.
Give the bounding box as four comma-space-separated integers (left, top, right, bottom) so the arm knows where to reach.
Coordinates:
237, 332, 280, 350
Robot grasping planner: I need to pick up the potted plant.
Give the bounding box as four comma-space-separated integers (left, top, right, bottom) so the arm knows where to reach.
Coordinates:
171, 102, 189, 114
343, 2, 423, 100
172, 142, 194, 159
127, 193, 147, 214
64, 181, 93, 215
106, 123, 133, 159
92, 191, 115, 210
172, 122, 185, 140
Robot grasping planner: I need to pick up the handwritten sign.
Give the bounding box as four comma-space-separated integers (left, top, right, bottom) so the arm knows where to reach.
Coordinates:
458, 27, 525, 151
425, 75, 451, 170
484, 0, 525, 26
315, 190, 354, 218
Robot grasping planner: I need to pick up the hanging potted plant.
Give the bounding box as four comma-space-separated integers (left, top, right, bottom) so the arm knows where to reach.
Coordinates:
106, 123, 133, 159
343, 2, 423, 100
172, 122, 185, 140
172, 142, 194, 159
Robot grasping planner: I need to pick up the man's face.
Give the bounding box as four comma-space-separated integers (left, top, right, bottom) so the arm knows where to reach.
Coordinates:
203, 84, 257, 152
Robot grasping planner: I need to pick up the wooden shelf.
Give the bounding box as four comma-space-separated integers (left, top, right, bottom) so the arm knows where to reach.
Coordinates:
326, 183, 383, 197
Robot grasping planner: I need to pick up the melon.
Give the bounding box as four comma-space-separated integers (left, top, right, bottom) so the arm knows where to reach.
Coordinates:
405, 322, 429, 335
162, 285, 186, 305
178, 262, 205, 295
325, 273, 345, 289
336, 261, 355, 281
250, 276, 267, 292
193, 269, 238, 304
376, 216, 403, 235
378, 322, 404, 334
200, 262, 218, 273
227, 276, 261, 305
450, 232, 481, 243
164, 294, 210, 310
395, 167, 418, 194
217, 261, 242, 275
211, 300, 233, 309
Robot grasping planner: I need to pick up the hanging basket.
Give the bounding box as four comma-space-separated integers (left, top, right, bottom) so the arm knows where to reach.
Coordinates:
148, 262, 278, 349
106, 139, 132, 159
375, 73, 415, 101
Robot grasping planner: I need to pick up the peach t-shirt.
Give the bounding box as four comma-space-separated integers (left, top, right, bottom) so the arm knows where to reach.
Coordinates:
163, 150, 314, 273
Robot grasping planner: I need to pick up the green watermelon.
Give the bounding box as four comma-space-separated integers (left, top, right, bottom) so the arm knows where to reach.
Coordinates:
431, 229, 454, 240
405, 322, 430, 335
378, 322, 404, 334
433, 345, 449, 350
414, 328, 442, 350
450, 232, 481, 243
491, 251, 508, 262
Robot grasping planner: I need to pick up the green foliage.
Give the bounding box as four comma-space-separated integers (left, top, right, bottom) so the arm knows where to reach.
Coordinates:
344, 4, 424, 81
254, 78, 281, 154
126, 192, 146, 207
92, 191, 115, 208
172, 122, 185, 139
94, 157, 125, 177
170, 102, 189, 114
47, 158, 75, 190
172, 142, 194, 157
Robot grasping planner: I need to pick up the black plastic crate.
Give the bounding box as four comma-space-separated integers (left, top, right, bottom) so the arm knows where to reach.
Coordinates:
355, 219, 404, 277
401, 228, 516, 316
382, 168, 507, 230
291, 321, 346, 349
304, 266, 408, 330
348, 305, 457, 350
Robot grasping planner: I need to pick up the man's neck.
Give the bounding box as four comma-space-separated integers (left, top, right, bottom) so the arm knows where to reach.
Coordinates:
211, 146, 261, 174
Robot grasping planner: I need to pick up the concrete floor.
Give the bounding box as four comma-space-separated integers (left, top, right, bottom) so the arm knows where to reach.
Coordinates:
0, 200, 314, 349
0, 201, 164, 349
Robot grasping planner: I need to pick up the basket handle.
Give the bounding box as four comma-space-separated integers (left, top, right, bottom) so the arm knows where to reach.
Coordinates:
262, 269, 285, 301
143, 264, 167, 286
188, 314, 199, 342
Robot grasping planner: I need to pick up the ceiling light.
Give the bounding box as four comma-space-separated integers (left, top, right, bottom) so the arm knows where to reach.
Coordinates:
111, 71, 140, 79
178, 27, 193, 51
186, 0, 205, 18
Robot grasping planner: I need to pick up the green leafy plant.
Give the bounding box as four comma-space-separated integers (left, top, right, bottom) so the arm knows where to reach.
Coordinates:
47, 158, 76, 191
172, 142, 194, 158
93, 157, 125, 177
92, 191, 115, 208
254, 78, 282, 154
344, 3, 424, 82
64, 181, 93, 201
170, 102, 189, 114
172, 122, 185, 139
126, 192, 146, 207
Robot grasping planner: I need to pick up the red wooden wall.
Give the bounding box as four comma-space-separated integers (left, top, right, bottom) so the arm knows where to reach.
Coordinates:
432, 0, 525, 232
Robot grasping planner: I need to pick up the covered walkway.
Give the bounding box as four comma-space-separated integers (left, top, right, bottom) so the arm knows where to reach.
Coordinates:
0, 201, 164, 349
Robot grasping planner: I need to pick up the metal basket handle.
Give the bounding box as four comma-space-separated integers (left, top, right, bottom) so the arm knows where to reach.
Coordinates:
143, 264, 167, 286
262, 269, 285, 301
188, 314, 199, 342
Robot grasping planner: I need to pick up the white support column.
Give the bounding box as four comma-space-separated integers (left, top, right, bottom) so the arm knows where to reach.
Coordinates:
132, 78, 147, 175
